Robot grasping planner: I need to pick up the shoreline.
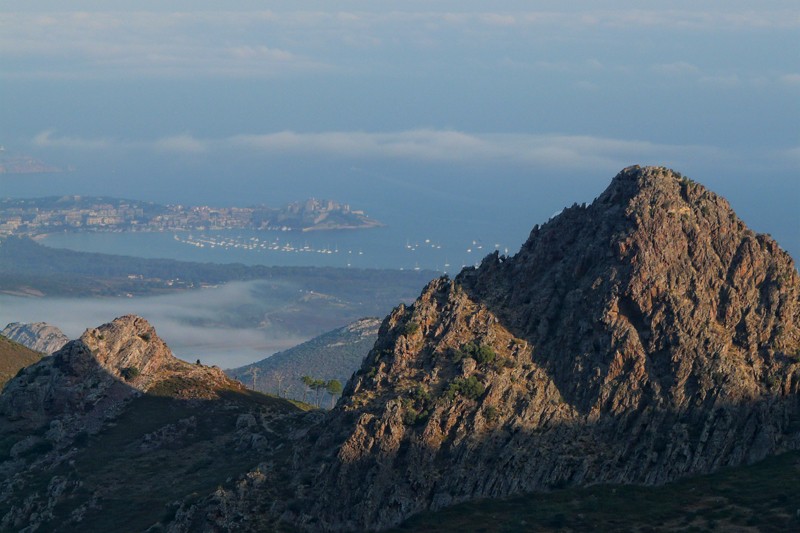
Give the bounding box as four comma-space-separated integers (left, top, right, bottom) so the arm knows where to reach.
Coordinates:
16, 222, 385, 243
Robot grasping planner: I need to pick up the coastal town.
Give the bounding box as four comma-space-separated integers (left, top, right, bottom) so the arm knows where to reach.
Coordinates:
0, 196, 383, 236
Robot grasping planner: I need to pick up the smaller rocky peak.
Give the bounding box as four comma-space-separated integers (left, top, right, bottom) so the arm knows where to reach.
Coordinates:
76, 315, 175, 386
1, 315, 244, 432
1, 321, 69, 354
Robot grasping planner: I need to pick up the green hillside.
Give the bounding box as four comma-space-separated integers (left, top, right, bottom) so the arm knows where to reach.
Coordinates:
0, 334, 42, 389
227, 317, 380, 404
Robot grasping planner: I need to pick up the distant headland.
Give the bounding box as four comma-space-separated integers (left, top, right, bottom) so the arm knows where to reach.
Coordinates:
0, 196, 383, 236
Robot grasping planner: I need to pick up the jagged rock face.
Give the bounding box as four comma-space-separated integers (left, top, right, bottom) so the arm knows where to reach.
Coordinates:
283, 167, 800, 531
0, 315, 243, 431
1, 322, 69, 354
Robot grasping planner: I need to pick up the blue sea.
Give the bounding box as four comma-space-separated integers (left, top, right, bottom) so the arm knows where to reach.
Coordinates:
39, 225, 514, 273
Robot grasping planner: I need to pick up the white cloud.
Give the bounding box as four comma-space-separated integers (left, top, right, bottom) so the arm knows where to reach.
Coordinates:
33, 130, 112, 150
224, 129, 726, 171
1, 8, 798, 79
780, 73, 800, 85
155, 134, 207, 154
32, 129, 727, 171
781, 146, 800, 161
699, 74, 742, 87
652, 61, 700, 76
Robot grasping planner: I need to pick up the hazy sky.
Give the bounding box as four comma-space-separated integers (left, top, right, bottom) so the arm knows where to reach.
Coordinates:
1, 1, 798, 253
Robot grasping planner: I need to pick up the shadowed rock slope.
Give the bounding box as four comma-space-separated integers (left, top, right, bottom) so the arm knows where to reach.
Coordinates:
172, 166, 800, 532
0, 315, 312, 532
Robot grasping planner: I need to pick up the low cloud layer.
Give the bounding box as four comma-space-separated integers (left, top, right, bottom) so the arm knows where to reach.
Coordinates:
2, 6, 798, 79
0, 282, 307, 369
33, 129, 729, 172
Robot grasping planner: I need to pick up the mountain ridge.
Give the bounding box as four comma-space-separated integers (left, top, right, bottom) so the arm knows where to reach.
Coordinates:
0, 335, 42, 389
168, 166, 800, 532
3, 166, 798, 532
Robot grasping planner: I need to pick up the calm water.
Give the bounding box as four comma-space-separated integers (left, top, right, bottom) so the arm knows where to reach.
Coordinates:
40, 225, 515, 274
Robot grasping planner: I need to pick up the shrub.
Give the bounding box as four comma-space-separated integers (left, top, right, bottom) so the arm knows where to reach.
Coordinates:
410, 384, 430, 403
402, 406, 429, 426
402, 321, 420, 336
120, 366, 140, 381
139, 332, 152, 342
474, 345, 496, 365
446, 376, 485, 401
452, 342, 496, 365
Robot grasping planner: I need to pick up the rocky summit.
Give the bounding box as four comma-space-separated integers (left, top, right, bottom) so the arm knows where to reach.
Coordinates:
0, 315, 302, 532
171, 166, 800, 532
1, 322, 70, 355
1, 315, 242, 431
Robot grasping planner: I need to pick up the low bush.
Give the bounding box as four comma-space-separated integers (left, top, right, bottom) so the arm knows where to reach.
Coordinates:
121, 366, 141, 381
446, 376, 485, 401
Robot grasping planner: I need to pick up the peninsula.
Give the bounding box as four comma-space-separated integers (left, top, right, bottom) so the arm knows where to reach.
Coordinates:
0, 196, 383, 236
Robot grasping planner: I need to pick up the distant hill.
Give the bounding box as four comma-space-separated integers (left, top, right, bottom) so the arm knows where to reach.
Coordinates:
227, 318, 380, 403
0, 335, 42, 389
0, 195, 381, 236
0, 152, 61, 175
2, 322, 69, 354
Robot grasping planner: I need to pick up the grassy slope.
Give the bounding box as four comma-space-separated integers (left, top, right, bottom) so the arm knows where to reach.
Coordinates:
0, 334, 42, 389
393, 450, 800, 532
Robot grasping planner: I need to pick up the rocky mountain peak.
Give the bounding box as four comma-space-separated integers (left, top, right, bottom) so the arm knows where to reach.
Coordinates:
260, 166, 800, 531
0, 315, 243, 434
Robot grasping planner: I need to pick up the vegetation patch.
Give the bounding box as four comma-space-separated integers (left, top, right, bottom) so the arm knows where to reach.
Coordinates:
451, 342, 496, 365
402, 385, 432, 426
402, 321, 420, 336
446, 376, 485, 401
120, 366, 140, 381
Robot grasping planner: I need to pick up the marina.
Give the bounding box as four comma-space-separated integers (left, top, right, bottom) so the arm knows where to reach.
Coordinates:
41, 226, 517, 274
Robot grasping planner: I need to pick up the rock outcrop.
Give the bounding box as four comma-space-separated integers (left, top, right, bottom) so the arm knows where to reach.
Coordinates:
1, 315, 243, 431
1, 322, 70, 354
173, 166, 800, 532
0, 315, 280, 532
